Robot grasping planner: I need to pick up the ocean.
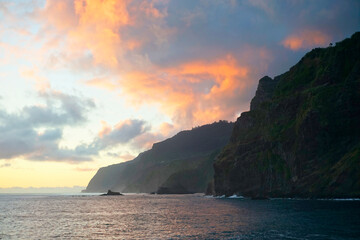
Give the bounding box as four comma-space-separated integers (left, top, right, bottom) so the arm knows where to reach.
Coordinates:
0, 194, 359, 239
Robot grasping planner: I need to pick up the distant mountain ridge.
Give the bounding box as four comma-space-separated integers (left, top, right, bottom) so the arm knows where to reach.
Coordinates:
214, 32, 360, 198
84, 121, 234, 193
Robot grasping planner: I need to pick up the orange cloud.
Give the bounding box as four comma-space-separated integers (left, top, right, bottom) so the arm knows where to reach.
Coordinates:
37, 1, 263, 129
39, 1, 77, 31
139, 0, 167, 18
282, 30, 330, 50
70, 0, 131, 67
158, 122, 175, 137
119, 153, 136, 160
98, 120, 111, 138
118, 55, 251, 127
38, 0, 168, 69
86, 77, 118, 91
132, 132, 165, 150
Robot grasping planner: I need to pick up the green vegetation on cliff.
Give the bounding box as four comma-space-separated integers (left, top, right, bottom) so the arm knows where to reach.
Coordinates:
214, 32, 360, 198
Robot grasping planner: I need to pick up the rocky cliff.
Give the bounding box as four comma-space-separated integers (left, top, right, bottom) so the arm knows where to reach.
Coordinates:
214, 32, 360, 198
84, 121, 233, 193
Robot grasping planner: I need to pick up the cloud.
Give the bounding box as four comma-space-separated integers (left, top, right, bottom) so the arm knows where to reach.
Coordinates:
74, 119, 150, 155
106, 152, 136, 161
0, 163, 11, 168
17, 118, 150, 163
158, 122, 176, 137
25, 0, 360, 134
86, 77, 118, 91
0, 89, 96, 163
36, 0, 170, 70
97, 119, 149, 147
116, 54, 254, 127
0, 68, 151, 163
245, 0, 275, 18
20, 67, 51, 92
0, 0, 357, 169
132, 132, 166, 150
282, 30, 331, 50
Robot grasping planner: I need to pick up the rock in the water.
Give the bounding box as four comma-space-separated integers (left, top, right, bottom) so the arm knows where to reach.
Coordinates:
101, 190, 123, 196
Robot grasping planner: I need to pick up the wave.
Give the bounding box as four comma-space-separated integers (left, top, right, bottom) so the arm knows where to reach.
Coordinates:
204, 194, 245, 199
228, 194, 245, 199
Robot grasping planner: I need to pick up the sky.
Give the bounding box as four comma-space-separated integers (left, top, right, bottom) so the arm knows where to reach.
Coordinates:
0, 0, 359, 190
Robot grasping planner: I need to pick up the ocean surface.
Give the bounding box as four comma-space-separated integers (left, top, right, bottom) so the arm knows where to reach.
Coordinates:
0, 194, 359, 240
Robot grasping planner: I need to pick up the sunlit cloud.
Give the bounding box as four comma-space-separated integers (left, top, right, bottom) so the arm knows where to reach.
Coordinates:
34, 0, 357, 131
36, 0, 169, 70
132, 132, 166, 150
98, 120, 112, 138
86, 77, 118, 91
282, 30, 331, 51
0, 0, 358, 188
107, 152, 136, 161
36, 0, 277, 129
117, 55, 251, 127
0, 0, 358, 172
158, 122, 176, 137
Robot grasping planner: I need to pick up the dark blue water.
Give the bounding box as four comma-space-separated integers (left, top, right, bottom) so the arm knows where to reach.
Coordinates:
0, 194, 359, 239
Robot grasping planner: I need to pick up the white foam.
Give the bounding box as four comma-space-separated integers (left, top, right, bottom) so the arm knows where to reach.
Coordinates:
203, 195, 214, 198
215, 195, 226, 198
228, 194, 245, 199
204, 194, 245, 199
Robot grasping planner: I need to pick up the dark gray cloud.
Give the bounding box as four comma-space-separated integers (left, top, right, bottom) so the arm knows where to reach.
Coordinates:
74, 119, 150, 156
33, 0, 359, 129
0, 90, 96, 163
142, 0, 359, 76
99, 119, 149, 145
0, 87, 151, 163
27, 146, 93, 162
128, 0, 359, 123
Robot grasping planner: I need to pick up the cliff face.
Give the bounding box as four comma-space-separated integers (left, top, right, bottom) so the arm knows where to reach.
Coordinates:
85, 121, 234, 193
214, 32, 360, 198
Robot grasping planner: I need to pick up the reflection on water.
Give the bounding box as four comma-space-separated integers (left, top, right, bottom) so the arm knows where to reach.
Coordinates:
0, 194, 359, 239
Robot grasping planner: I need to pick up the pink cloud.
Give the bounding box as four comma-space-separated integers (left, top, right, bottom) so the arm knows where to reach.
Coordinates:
282, 30, 331, 50
117, 54, 253, 127
36, 0, 169, 70
35, 1, 272, 130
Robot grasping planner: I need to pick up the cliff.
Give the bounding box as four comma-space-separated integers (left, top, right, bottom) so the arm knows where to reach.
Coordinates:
84, 121, 234, 193
214, 32, 360, 198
